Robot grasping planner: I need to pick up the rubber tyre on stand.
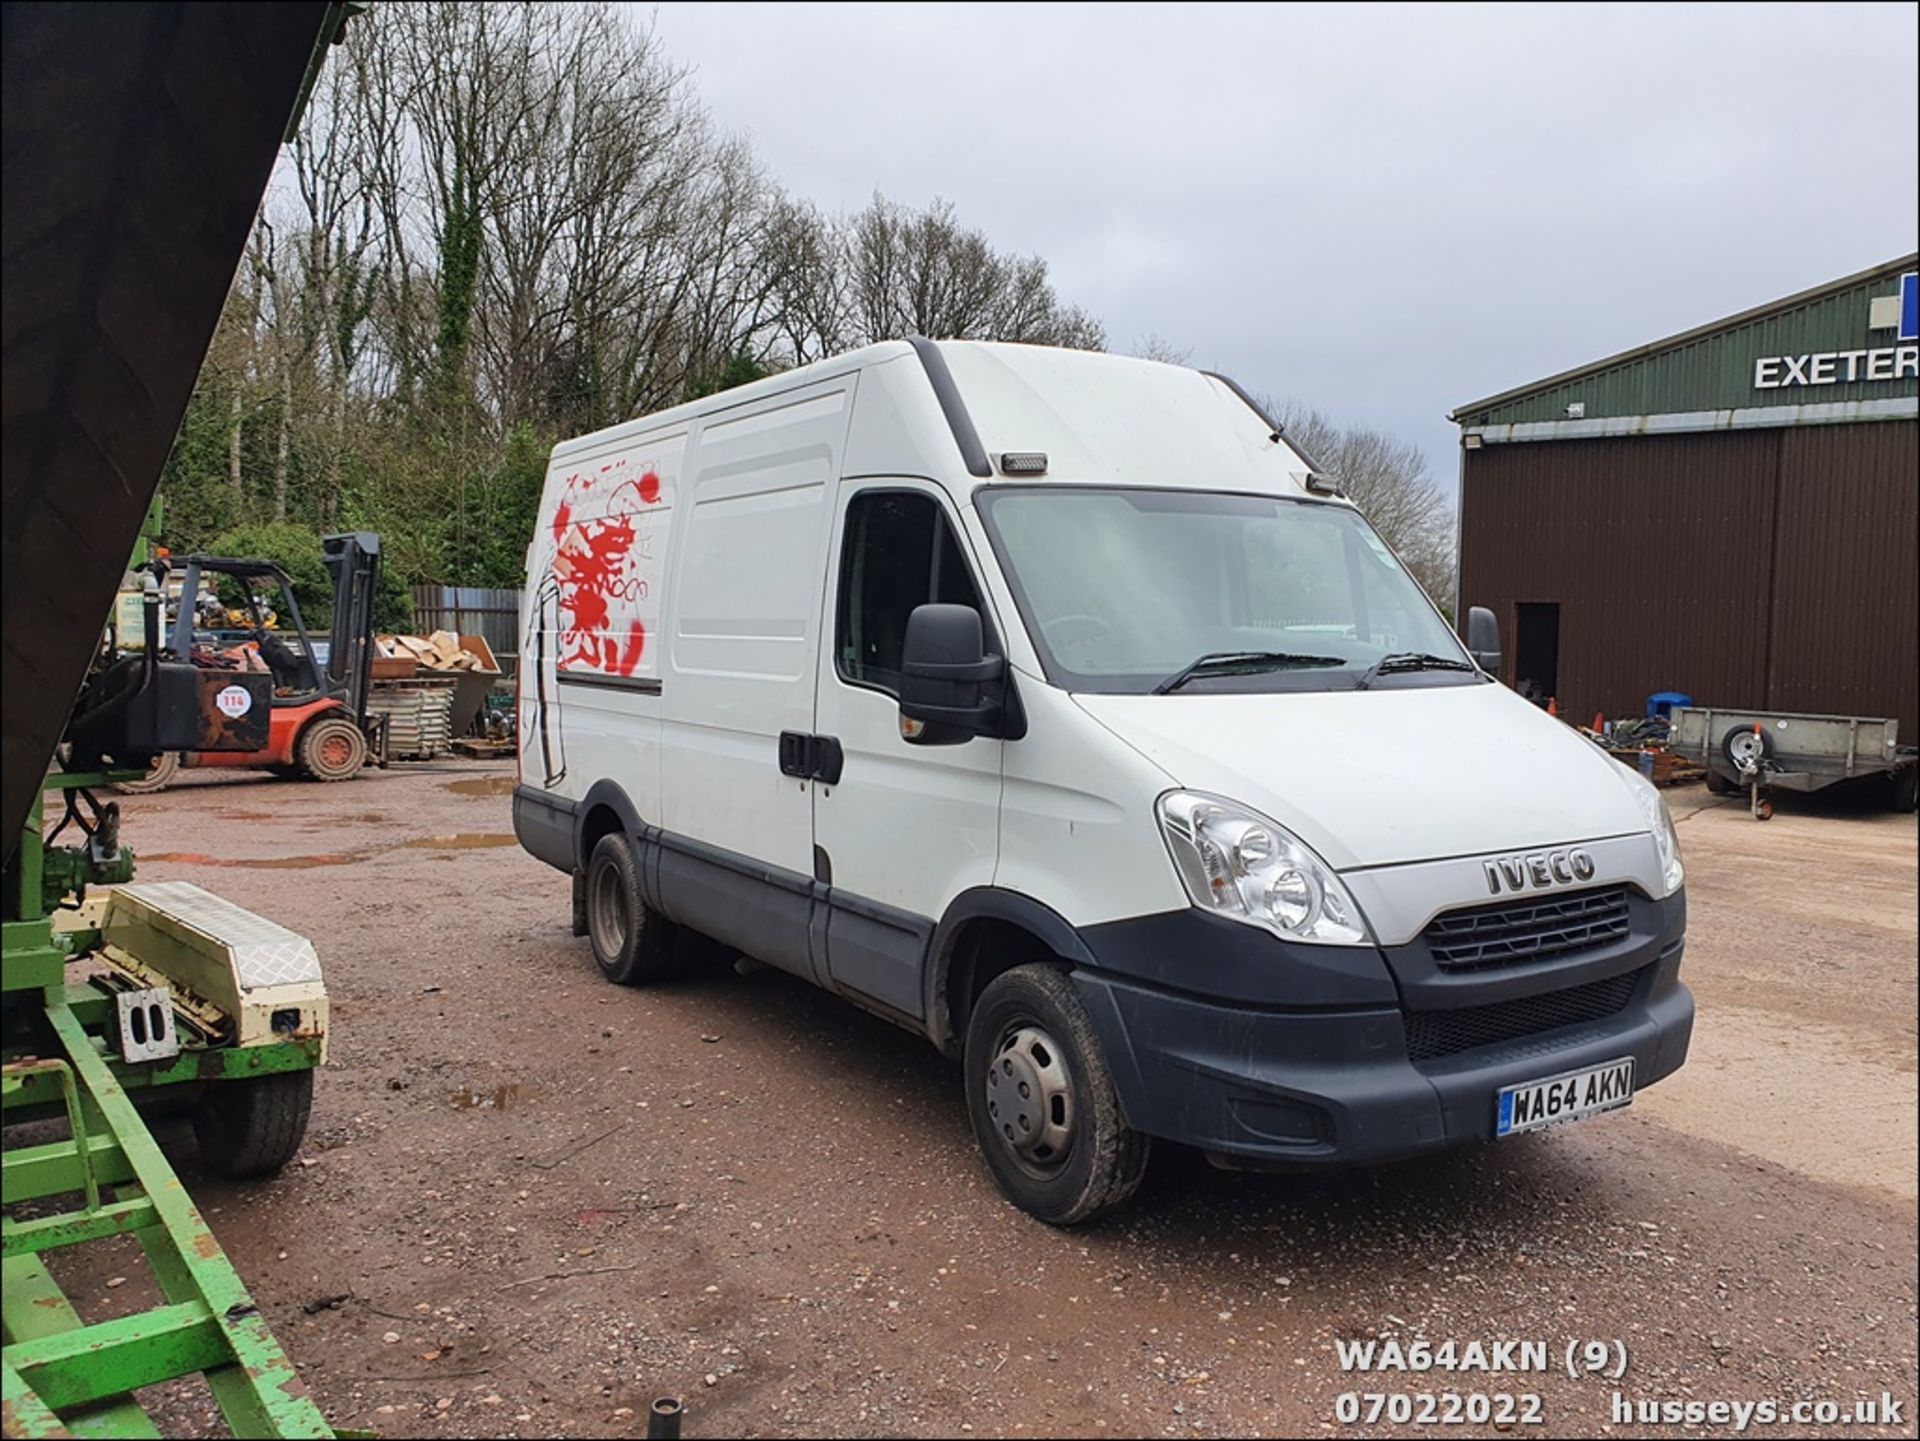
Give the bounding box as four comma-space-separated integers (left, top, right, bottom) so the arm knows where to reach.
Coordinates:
113, 750, 180, 794
296, 714, 368, 781
1888, 765, 1918, 813
193, 1070, 314, 1178
963, 963, 1150, 1227
1721, 724, 1773, 771
585, 832, 678, 985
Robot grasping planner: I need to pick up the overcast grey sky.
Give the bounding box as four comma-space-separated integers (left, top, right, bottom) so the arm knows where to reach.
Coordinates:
647, 1, 1917, 494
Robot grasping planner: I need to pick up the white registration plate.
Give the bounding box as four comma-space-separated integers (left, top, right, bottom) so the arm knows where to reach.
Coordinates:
1496, 1057, 1635, 1137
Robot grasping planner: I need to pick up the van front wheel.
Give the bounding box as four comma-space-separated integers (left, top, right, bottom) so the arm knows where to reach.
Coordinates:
964, 964, 1150, 1226
585, 832, 676, 985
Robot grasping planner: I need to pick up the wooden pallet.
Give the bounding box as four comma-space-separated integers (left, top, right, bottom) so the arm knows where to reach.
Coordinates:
450, 736, 515, 758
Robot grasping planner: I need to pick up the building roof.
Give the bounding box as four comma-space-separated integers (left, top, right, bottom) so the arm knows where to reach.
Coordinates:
1450, 253, 1919, 423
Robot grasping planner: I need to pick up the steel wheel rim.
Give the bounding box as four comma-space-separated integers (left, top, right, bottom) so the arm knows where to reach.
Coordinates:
985, 1022, 1075, 1174
1728, 731, 1765, 766
319, 730, 355, 771
591, 864, 627, 956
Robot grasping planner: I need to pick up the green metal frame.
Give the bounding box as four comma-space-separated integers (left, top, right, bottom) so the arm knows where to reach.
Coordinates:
2, 774, 332, 1438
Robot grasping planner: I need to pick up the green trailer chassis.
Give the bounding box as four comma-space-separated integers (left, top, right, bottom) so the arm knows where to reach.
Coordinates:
2, 776, 332, 1438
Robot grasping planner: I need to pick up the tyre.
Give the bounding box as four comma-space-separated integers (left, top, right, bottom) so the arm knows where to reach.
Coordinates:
585, 832, 677, 985
193, 1070, 313, 1178
1705, 767, 1737, 795
1755, 798, 1775, 822
296, 715, 368, 781
963, 963, 1150, 1226
1721, 723, 1773, 771
1888, 765, 1917, 813
114, 751, 180, 794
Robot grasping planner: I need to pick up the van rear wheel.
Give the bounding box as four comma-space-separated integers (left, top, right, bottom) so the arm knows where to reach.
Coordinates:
964, 964, 1150, 1226
585, 832, 676, 985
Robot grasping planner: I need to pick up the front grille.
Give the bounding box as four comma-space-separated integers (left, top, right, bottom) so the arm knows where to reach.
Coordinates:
1425, 886, 1631, 971
1404, 967, 1643, 1062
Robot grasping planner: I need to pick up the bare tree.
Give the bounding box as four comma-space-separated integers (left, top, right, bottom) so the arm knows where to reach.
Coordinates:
831, 194, 1104, 350
1263, 399, 1458, 611
1130, 333, 1193, 365
163, 1, 1113, 588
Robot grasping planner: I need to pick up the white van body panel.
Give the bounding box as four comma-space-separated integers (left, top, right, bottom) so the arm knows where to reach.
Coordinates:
997, 680, 1190, 928
661, 372, 859, 874
840, 348, 976, 483
940, 343, 1319, 493
1072, 682, 1650, 873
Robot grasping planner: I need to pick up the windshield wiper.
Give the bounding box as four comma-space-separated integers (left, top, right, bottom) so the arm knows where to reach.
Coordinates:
1152, 650, 1345, 695
1354, 651, 1479, 691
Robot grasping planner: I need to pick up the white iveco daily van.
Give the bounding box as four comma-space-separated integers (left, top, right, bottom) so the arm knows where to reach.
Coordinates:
514, 339, 1691, 1225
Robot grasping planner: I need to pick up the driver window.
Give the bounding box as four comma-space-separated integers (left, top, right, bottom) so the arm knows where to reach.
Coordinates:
837, 491, 983, 695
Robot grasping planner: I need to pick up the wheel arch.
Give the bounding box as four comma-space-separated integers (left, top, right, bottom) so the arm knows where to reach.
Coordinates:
573, 778, 655, 905
925, 888, 1096, 1058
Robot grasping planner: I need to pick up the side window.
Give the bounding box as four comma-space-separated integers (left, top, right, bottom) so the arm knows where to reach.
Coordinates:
837, 491, 984, 694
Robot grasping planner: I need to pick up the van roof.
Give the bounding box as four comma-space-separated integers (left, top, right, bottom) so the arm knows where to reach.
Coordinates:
552, 339, 1330, 501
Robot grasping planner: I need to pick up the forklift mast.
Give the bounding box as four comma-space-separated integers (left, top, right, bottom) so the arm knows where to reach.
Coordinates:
323, 531, 381, 724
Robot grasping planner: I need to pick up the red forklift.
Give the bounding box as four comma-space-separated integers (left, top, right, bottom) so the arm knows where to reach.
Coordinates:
121, 532, 383, 790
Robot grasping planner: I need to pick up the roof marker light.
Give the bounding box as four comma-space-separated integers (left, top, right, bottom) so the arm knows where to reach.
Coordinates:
999, 451, 1048, 475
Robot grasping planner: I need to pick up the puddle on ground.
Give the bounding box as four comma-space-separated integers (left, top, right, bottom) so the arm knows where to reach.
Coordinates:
401, 833, 517, 850
449, 1083, 520, 1111
446, 776, 515, 797
142, 851, 366, 869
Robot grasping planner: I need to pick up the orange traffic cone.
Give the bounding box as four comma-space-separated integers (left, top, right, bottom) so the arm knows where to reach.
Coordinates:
1547, 696, 1559, 717
1593, 712, 1605, 732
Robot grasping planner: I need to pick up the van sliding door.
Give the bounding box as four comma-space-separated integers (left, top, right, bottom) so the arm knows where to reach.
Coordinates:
657, 376, 860, 980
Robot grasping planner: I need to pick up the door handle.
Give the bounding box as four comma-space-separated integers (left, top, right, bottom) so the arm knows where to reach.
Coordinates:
809, 735, 843, 785
777, 731, 843, 785
778, 731, 811, 779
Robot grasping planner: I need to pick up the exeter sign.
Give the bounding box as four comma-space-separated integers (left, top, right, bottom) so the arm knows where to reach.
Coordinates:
1752, 271, 1918, 390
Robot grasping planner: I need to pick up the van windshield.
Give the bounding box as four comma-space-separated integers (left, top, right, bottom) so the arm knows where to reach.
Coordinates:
974, 487, 1474, 695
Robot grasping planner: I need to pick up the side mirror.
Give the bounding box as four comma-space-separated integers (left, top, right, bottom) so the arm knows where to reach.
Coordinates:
1465, 605, 1502, 675
900, 603, 1006, 745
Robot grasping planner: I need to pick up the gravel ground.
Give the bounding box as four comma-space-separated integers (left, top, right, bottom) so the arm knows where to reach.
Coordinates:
41, 764, 1918, 1438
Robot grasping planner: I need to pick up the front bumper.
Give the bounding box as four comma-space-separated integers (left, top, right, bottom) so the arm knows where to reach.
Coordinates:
1072, 894, 1692, 1165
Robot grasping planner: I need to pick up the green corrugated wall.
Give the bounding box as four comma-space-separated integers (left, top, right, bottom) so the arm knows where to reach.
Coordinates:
1457, 258, 1917, 427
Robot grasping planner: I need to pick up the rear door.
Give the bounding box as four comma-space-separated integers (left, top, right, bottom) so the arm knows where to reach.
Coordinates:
522, 427, 685, 805
658, 376, 858, 980
811, 481, 1003, 1021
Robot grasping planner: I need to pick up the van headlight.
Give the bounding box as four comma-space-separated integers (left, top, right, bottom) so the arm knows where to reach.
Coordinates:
1623, 768, 1685, 896
1156, 791, 1371, 946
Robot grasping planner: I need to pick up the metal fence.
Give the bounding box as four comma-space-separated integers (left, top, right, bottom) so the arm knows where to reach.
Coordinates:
408, 584, 522, 666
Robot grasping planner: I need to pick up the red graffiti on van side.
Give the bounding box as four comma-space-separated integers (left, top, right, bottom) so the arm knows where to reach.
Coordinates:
548, 461, 665, 677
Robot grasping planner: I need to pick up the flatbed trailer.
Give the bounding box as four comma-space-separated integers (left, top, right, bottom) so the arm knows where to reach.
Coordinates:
1672, 705, 1919, 820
